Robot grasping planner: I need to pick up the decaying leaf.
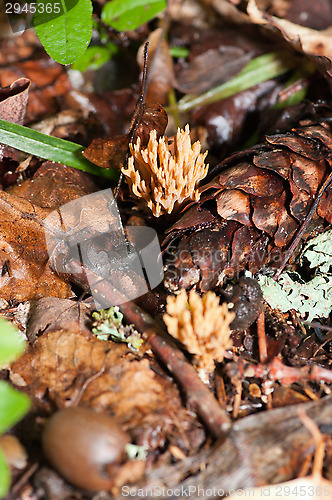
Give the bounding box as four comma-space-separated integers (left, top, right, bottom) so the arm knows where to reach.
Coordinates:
122, 124, 209, 217
26, 297, 93, 344
164, 289, 234, 374
0, 191, 70, 302
10, 329, 204, 450
247, 0, 332, 77
0, 162, 98, 302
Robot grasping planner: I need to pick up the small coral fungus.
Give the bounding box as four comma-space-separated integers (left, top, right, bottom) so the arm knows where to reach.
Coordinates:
122, 125, 208, 217
163, 289, 234, 375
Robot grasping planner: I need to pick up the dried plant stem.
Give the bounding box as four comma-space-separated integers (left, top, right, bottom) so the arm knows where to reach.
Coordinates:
257, 311, 267, 363
64, 259, 232, 438
274, 170, 332, 280
114, 42, 149, 200
232, 380, 242, 419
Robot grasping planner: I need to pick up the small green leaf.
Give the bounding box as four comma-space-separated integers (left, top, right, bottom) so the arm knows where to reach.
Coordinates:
169, 46, 190, 59
0, 382, 30, 435
0, 120, 116, 179
0, 317, 26, 367
34, 0, 93, 65
0, 447, 10, 499
102, 0, 166, 31
72, 43, 118, 72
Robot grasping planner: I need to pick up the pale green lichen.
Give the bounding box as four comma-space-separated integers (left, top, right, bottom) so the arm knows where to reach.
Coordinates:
256, 229, 332, 321
92, 306, 142, 350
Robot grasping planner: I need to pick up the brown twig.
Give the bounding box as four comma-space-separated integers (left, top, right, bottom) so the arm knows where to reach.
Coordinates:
257, 311, 267, 363
273, 170, 332, 280
64, 259, 232, 439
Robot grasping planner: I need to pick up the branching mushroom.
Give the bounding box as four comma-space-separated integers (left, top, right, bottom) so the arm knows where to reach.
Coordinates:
163, 289, 235, 377
122, 125, 208, 217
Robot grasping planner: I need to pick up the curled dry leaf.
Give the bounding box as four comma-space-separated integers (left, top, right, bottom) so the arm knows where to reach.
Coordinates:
163, 289, 234, 374
247, 0, 332, 76
0, 59, 72, 124
122, 125, 209, 217
83, 102, 168, 170
0, 78, 30, 169
137, 28, 174, 105
0, 78, 30, 125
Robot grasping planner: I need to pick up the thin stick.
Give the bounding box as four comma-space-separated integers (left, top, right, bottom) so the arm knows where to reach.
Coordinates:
273, 171, 332, 280
257, 311, 267, 363
232, 380, 242, 419
114, 42, 150, 200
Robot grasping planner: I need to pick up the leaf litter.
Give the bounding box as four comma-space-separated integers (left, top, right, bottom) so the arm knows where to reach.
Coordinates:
0, 2, 332, 498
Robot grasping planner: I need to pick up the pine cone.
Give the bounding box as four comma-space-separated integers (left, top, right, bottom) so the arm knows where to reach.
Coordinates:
164, 120, 332, 292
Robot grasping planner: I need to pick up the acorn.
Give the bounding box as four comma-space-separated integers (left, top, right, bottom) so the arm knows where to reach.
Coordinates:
42, 407, 130, 491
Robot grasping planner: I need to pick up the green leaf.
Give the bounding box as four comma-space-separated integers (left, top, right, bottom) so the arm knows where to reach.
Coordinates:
0, 382, 30, 435
0, 317, 26, 367
177, 52, 297, 113
0, 447, 10, 499
0, 120, 116, 179
34, 0, 93, 65
71, 43, 118, 72
102, 0, 166, 31
169, 46, 190, 59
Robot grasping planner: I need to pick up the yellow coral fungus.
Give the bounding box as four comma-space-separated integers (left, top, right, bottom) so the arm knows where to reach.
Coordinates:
163, 289, 235, 374
122, 125, 209, 217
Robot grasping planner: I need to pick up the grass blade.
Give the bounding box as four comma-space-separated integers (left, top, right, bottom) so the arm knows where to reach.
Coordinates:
177, 52, 298, 113
0, 120, 116, 179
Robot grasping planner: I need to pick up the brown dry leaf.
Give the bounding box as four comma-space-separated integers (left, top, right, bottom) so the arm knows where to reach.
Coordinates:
0, 59, 72, 124
0, 191, 71, 302
27, 297, 93, 344
10, 329, 204, 450
137, 28, 174, 105
0, 78, 31, 167
0, 77, 30, 124
247, 0, 332, 76
9, 161, 97, 209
